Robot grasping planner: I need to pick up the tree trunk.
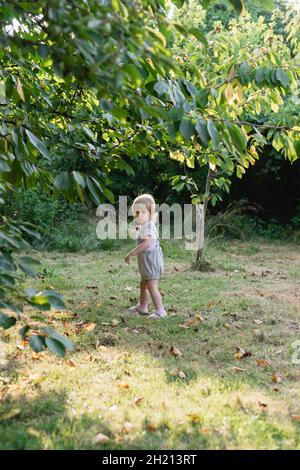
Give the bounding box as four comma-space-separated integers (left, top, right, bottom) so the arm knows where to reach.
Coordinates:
195, 166, 213, 264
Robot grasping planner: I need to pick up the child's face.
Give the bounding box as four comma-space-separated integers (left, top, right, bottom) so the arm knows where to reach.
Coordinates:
132, 204, 150, 225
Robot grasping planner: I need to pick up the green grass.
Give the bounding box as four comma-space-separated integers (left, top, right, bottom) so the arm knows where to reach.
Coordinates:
0, 238, 300, 449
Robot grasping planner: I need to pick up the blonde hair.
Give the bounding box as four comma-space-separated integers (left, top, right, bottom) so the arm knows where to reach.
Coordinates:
131, 193, 158, 222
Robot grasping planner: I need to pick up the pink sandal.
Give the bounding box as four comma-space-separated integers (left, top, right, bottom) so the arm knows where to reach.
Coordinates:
128, 304, 149, 315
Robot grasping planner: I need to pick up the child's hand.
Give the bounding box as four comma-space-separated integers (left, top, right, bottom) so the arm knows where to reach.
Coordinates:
124, 254, 131, 264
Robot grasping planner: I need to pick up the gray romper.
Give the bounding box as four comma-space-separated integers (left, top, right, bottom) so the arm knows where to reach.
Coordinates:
136, 220, 164, 281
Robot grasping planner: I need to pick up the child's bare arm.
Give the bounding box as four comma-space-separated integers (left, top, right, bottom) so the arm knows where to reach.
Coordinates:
124, 237, 152, 264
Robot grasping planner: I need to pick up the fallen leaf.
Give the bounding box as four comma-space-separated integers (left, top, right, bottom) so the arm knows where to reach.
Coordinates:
124, 286, 133, 291
83, 323, 96, 332
109, 405, 118, 413
32, 352, 45, 361
258, 401, 268, 408
179, 314, 203, 329
134, 396, 144, 406
200, 427, 210, 433
0, 377, 10, 384
66, 359, 77, 368
234, 347, 252, 360
206, 300, 218, 308
109, 295, 119, 301
114, 352, 130, 360
111, 319, 119, 328
168, 307, 178, 313
123, 421, 134, 432
27, 427, 41, 438
20, 374, 44, 384
256, 359, 271, 368
271, 373, 282, 383
232, 321, 244, 330
187, 414, 202, 424
145, 423, 156, 432
170, 345, 182, 357
253, 319, 263, 325
223, 323, 231, 329
115, 381, 129, 389
178, 370, 186, 379
232, 366, 246, 373
0, 408, 21, 420
236, 396, 247, 411
291, 415, 300, 422
170, 368, 186, 379
274, 347, 284, 354
93, 433, 110, 444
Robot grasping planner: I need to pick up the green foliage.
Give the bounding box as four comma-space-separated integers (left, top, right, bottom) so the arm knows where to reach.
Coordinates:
1, 0, 300, 355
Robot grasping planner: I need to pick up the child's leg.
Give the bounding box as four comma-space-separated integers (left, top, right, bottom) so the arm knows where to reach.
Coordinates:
128, 280, 149, 314
146, 279, 165, 312
140, 280, 148, 307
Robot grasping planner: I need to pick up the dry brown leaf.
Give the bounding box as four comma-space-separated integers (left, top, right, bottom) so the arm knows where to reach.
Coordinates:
66, 359, 77, 368
258, 401, 268, 408
200, 427, 210, 433
223, 323, 231, 329
179, 314, 203, 329
93, 433, 110, 444
111, 319, 119, 328
116, 381, 129, 389
134, 396, 144, 406
291, 415, 300, 422
256, 359, 271, 368
109, 296, 119, 301
170, 345, 182, 357
145, 423, 156, 432
232, 366, 246, 373
234, 347, 252, 360
83, 322, 96, 332
271, 373, 282, 383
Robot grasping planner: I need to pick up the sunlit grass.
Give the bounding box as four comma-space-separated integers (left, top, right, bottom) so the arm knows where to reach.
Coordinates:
0, 238, 300, 449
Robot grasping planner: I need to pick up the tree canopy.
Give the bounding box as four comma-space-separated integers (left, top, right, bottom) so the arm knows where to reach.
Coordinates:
0, 0, 299, 354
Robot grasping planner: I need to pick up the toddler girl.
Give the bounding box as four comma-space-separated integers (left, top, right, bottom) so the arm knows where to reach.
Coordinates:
124, 194, 167, 319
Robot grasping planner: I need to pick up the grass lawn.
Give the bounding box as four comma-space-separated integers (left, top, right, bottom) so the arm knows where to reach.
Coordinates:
0, 238, 300, 449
